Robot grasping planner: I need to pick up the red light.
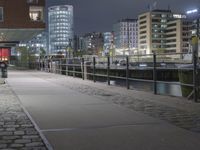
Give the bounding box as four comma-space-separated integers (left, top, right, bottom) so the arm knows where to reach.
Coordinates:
0, 48, 10, 61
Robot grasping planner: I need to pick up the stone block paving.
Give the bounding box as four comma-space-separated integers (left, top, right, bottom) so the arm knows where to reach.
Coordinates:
0, 84, 47, 150
37, 73, 200, 134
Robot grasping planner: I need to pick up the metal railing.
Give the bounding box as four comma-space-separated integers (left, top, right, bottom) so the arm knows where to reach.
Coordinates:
36, 52, 199, 102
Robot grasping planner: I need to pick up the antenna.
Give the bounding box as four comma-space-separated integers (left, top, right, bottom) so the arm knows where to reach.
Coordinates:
147, 4, 152, 11
153, 1, 157, 10
168, 5, 171, 10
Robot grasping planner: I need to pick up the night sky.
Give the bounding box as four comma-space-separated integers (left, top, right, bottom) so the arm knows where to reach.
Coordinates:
47, 0, 200, 35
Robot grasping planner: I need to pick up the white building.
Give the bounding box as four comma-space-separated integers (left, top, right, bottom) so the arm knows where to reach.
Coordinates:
48, 5, 73, 55
113, 19, 138, 55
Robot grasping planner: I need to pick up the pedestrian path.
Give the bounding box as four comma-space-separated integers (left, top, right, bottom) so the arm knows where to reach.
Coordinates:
5, 70, 200, 150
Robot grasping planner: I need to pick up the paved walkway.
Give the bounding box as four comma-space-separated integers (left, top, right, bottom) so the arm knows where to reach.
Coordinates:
0, 83, 47, 149
3, 70, 200, 150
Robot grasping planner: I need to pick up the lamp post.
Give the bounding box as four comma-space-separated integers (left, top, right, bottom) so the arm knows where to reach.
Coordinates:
186, 9, 199, 102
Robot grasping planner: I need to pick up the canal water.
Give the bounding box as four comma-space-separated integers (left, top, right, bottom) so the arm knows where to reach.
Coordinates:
96, 79, 182, 97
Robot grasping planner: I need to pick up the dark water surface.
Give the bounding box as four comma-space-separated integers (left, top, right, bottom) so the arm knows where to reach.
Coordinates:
96, 78, 182, 97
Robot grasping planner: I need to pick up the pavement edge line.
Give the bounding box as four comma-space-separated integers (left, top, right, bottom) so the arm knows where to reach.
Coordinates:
6, 81, 54, 150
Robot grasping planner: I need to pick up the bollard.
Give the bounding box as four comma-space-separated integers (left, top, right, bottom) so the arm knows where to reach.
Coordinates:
0, 62, 8, 78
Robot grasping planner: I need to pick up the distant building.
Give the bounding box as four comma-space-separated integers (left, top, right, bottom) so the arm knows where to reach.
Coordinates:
73, 35, 84, 56
113, 19, 138, 55
48, 5, 73, 55
19, 32, 47, 55
81, 32, 103, 56
103, 32, 114, 56
0, 0, 45, 61
138, 9, 191, 55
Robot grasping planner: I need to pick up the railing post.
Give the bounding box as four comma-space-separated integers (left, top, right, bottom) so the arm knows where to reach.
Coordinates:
66, 58, 68, 76
50, 59, 53, 73
73, 58, 75, 78
192, 36, 198, 102
126, 56, 130, 89
107, 56, 110, 85
82, 58, 85, 80
93, 57, 96, 82
59, 59, 62, 75
153, 52, 157, 95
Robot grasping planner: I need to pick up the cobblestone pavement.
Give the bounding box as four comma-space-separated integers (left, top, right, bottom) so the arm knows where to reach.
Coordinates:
0, 83, 48, 150
35, 72, 200, 134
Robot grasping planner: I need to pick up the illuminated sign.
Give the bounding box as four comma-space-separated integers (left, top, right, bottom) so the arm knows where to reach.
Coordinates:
173, 14, 187, 19
186, 9, 198, 14
0, 48, 10, 61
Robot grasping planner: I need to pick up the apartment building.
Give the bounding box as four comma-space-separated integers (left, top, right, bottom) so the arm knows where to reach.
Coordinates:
166, 19, 191, 53
138, 9, 190, 55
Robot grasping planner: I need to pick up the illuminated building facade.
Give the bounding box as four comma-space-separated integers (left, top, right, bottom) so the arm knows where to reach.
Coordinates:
113, 19, 138, 55
138, 9, 191, 55
48, 5, 74, 55
103, 32, 114, 56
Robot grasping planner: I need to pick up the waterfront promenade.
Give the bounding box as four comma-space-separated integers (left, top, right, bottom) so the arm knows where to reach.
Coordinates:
1, 70, 200, 150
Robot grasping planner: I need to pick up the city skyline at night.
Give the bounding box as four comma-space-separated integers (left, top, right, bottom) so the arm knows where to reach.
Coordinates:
47, 0, 200, 34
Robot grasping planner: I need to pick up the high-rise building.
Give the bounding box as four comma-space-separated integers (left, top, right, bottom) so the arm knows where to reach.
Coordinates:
48, 5, 73, 55
138, 9, 191, 55
113, 19, 138, 55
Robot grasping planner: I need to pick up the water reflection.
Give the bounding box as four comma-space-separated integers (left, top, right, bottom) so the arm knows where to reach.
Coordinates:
98, 79, 182, 97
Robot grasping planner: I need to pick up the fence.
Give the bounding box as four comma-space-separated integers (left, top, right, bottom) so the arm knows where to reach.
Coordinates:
36, 52, 199, 102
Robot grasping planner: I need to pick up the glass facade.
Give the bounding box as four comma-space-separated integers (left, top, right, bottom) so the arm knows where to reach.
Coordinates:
48, 5, 73, 55
103, 32, 114, 55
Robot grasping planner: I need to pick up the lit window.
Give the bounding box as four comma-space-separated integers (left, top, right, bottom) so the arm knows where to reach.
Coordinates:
0, 7, 3, 22
29, 6, 44, 21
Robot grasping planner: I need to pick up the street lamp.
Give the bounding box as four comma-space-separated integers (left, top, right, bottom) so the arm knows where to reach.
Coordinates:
186, 9, 199, 102
186, 9, 199, 38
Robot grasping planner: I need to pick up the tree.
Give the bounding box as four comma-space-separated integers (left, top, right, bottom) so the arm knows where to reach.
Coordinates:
16, 46, 29, 67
